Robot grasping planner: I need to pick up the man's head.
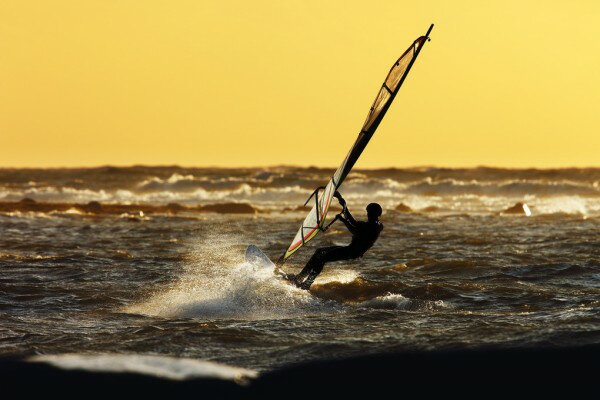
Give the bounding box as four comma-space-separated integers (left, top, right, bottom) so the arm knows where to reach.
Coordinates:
366, 203, 382, 221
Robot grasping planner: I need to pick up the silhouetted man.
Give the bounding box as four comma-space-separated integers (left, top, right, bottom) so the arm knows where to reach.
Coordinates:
294, 192, 383, 290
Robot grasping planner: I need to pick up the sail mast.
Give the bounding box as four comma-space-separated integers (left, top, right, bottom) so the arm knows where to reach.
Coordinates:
279, 24, 434, 264
336, 24, 434, 185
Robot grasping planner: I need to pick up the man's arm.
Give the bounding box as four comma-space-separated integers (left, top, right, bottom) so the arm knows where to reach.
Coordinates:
342, 207, 358, 226
334, 190, 357, 223
338, 215, 359, 235
333, 191, 359, 233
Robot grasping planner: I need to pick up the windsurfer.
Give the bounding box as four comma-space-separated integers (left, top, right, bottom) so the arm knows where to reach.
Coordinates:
293, 192, 383, 290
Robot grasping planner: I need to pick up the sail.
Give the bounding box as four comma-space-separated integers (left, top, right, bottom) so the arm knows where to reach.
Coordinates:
281, 25, 433, 263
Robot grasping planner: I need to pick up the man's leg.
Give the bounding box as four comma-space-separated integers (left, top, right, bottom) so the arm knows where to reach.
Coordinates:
294, 246, 339, 286
295, 246, 355, 290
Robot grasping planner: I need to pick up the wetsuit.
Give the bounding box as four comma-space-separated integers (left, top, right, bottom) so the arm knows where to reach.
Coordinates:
294, 207, 383, 289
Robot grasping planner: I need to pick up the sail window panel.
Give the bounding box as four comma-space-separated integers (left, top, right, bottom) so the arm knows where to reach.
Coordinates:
385, 55, 413, 92
286, 203, 319, 254
318, 180, 336, 219
385, 38, 424, 91
302, 205, 319, 230
362, 88, 391, 131
284, 178, 337, 258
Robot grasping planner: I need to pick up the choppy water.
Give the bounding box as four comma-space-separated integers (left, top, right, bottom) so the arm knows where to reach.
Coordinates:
1, 167, 599, 371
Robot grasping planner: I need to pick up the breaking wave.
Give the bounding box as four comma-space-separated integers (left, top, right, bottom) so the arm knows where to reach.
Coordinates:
1, 167, 600, 216
402, 178, 600, 197
310, 276, 448, 311
356, 294, 446, 311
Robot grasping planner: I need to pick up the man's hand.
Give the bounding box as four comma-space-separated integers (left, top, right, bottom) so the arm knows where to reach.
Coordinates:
334, 191, 346, 208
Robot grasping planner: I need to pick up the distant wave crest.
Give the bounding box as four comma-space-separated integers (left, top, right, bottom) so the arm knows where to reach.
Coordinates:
1, 167, 600, 216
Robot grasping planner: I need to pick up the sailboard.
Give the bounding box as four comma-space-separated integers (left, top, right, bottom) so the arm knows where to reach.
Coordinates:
246, 245, 277, 272
246, 245, 296, 283
278, 24, 434, 264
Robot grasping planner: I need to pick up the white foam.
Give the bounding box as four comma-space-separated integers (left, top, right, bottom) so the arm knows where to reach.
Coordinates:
531, 196, 588, 215
356, 293, 412, 309
356, 293, 448, 310
29, 353, 257, 382
315, 269, 359, 284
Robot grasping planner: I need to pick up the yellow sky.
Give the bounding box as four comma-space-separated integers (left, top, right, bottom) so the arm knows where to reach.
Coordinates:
1, 1, 599, 168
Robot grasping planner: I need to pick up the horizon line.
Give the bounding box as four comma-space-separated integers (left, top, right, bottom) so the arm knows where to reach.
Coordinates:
1, 164, 600, 170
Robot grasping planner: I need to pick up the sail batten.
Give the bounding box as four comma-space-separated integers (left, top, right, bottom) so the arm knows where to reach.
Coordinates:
280, 25, 433, 263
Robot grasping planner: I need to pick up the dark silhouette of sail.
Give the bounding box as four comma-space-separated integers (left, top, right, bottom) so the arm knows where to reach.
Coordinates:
282, 25, 434, 262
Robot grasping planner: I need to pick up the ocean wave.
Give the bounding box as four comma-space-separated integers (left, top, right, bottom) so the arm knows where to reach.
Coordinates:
1, 196, 599, 218
0, 183, 313, 206
503, 263, 595, 281
0, 200, 260, 215
2, 166, 599, 191
355, 293, 412, 309
310, 277, 448, 311
136, 172, 326, 193
2, 167, 600, 217
402, 178, 600, 197
356, 294, 447, 310
311, 277, 404, 303
137, 173, 245, 192
2, 178, 599, 208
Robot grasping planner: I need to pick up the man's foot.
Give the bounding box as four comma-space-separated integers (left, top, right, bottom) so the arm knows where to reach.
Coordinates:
295, 279, 312, 291
281, 272, 296, 282
274, 268, 294, 281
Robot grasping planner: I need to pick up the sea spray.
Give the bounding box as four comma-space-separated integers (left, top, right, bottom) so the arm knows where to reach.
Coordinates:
124, 234, 322, 320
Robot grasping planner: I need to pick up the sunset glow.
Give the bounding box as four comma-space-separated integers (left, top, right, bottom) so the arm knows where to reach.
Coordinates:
1, 1, 599, 168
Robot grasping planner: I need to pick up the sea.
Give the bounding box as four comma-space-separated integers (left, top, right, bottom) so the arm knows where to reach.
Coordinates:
1, 166, 599, 372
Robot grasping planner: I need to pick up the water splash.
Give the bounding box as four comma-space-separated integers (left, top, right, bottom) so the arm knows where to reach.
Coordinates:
124, 235, 322, 320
